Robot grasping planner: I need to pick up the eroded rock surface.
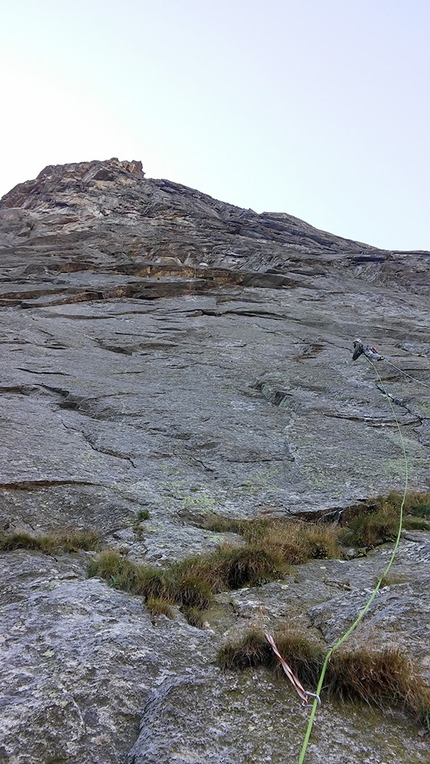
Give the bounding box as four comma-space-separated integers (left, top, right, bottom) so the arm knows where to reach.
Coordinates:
0, 159, 429, 763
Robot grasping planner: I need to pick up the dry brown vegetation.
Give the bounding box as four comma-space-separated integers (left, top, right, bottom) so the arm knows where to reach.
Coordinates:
146, 597, 174, 618
218, 628, 430, 726
207, 490, 430, 555
87, 544, 284, 626
340, 490, 430, 548
87, 490, 430, 627
0, 529, 99, 553
88, 517, 343, 625
204, 516, 342, 564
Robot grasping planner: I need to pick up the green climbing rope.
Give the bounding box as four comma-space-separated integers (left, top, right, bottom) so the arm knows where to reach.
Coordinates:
297, 358, 410, 764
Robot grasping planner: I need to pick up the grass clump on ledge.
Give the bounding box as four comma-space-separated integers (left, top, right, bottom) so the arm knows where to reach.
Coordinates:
204, 516, 342, 565
218, 628, 430, 726
340, 490, 430, 548
88, 516, 344, 625
146, 597, 174, 619
0, 529, 99, 554
88, 490, 430, 626
88, 543, 285, 625
206, 490, 430, 556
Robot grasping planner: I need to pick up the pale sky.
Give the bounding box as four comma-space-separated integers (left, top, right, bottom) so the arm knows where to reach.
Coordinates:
1, 0, 429, 251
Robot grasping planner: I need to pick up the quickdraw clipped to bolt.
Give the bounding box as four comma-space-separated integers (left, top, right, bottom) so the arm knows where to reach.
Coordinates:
265, 633, 321, 707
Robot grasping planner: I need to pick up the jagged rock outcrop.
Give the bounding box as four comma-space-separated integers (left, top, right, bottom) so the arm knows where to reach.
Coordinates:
0, 159, 429, 763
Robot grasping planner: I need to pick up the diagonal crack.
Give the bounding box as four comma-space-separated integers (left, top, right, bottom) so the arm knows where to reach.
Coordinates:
60, 417, 136, 468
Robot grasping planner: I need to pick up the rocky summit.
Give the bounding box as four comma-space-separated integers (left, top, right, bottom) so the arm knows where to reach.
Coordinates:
0, 158, 429, 763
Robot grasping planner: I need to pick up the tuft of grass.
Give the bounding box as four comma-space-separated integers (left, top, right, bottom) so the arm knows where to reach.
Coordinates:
204, 516, 342, 566
88, 550, 213, 613
402, 516, 430, 531
340, 491, 430, 548
89, 541, 286, 625
0, 529, 99, 554
88, 491, 430, 627
181, 606, 205, 629
172, 544, 284, 593
340, 506, 398, 548
402, 490, 430, 519
146, 597, 173, 618
218, 629, 272, 670
88, 550, 174, 599
218, 629, 322, 687
173, 572, 213, 609
87, 548, 122, 580
0, 532, 45, 552
88, 514, 344, 626
137, 509, 150, 521
261, 521, 341, 564
214, 545, 284, 589
52, 529, 100, 552
205, 517, 272, 544
213, 491, 430, 556
380, 574, 408, 588
329, 647, 430, 723
218, 628, 430, 725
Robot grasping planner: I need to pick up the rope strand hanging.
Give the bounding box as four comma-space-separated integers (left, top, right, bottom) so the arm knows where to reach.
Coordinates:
297, 348, 410, 764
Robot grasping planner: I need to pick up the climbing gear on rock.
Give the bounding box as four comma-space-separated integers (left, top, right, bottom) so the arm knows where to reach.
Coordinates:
265, 633, 321, 707
352, 338, 384, 361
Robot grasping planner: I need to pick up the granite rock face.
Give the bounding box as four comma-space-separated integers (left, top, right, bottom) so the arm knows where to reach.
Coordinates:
0, 159, 429, 763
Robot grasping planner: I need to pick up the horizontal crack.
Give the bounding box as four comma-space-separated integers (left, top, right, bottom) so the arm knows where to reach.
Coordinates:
17, 367, 71, 375
322, 412, 421, 426
0, 480, 97, 490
